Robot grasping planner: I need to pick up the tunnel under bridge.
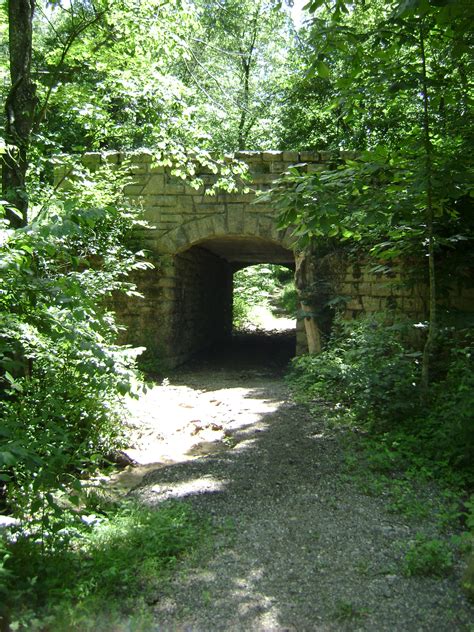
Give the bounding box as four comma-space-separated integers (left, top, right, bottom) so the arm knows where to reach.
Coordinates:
106, 150, 326, 368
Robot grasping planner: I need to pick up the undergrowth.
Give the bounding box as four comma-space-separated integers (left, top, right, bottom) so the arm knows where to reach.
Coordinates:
0, 500, 210, 631
288, 315, 474, 589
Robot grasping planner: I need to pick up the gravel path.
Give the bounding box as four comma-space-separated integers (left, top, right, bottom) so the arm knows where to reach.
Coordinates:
128, 333, 474, 631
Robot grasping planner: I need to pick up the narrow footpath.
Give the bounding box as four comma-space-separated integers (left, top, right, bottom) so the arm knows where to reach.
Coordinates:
119, 331, 474, 632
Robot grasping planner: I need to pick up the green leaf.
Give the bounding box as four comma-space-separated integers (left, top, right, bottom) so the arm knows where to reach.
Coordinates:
0, 451, 18, 467
317, 61, 330, 79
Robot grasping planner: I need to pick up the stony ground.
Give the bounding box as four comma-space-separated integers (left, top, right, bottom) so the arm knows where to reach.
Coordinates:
119, 331, 474, 632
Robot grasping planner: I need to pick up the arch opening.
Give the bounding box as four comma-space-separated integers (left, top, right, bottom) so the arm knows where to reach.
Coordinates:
165, 235, 297, 368
232, 263, 296, 334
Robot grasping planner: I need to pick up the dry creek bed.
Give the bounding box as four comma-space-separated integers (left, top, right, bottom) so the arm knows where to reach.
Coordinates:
105, 334, 474, 632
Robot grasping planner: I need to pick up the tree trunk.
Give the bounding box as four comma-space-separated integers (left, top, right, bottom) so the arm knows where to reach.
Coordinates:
419, 19, 436, 401
295, 251, 323, 354
2, 0, 37, 227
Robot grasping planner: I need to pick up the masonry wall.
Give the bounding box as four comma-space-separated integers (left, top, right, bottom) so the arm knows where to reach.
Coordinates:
295, 251, 474, 355
339, 258, 474, 322
168, 247, 232, 367
56, 151, 474, 366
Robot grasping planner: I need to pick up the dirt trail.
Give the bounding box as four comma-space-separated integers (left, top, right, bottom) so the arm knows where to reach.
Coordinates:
119, 331, 473, 631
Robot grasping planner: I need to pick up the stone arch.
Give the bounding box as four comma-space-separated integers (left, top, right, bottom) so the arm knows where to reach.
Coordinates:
154, 214, 295, 257
153, 231, 296, 367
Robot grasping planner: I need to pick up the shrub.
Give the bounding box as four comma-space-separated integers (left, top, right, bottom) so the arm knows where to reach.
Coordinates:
1, 501, 209, 631
425, 342, 474, 469
288, 315, 421, 428
0, 162, 149, 523
403, 535, 453, 577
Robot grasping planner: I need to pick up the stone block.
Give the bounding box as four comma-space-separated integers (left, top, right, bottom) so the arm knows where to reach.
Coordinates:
282, 151, 300, 163
250, 173, 276, 186
82, 152, 101, 169
142, 175, 166, 195
402, 297, 425, 313
249, 162, 270, 174
243, 214, 259, 236
270, 162, 288, 174
370, 281, 396, 297
146, 194, 176, 207
164, 183, 185, 195
149, 164, 165, 174
104, 152, 120, 164
172, 194, 193, 207
132, 150, 153, 163
159, 287, 176, 300
256, 216, 276, 240
306, 164, 326, 174
345, 298, 363, 311
184, 182, 203, 195
319, 150, 336, 162
262, 150, 283, 162
357, 282, 373, 295
129, 174, 149, 186
362, 296, 382, 312
156, 213, 187, 224
252, 203, 271, 216
299, 151, 319, 163
225, 193, 254, 204
193, 201, 220, 213
124, 184, 144, 196
128, 163, 148, 175
235, 151, 262, 162
226, 207, 245, 234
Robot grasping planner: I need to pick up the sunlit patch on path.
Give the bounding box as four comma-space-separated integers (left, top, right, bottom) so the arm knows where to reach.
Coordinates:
107, 327, 473, 631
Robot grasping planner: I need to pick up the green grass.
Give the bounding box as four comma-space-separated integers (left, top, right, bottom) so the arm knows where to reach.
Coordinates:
1, 500, 210, 631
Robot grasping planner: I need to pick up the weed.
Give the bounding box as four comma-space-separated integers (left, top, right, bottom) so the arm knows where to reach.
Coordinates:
333, 600, 371, 621
402, 534, 454, 577
386, 480, 430, 521
2, 500, 210, 631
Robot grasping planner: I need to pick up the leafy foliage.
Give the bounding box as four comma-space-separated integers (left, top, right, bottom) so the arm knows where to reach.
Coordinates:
289, 315, 421, 427
267, 0, 474, 395
0, 500, 209, 631
289, 316, 474, 479
233, 264, 294, 329
0, 162, 149, 523
403, 534, 454, 577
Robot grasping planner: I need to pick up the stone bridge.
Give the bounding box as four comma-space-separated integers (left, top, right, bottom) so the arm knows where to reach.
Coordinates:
58, 150, 473, 369
110, 149, 328, 368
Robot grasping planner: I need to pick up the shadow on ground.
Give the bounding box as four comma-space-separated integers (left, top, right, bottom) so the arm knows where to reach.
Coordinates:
129, 329, 473, 632
173, 329, 296, 379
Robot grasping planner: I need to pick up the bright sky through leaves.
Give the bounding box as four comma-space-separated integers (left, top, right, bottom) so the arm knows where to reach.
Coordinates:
290, 0, 307, 28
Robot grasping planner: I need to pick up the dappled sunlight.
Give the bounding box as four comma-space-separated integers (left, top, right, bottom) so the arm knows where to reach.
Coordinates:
241, 304, 296, 333
123, 378, 285, 471
148, 475, 229, 503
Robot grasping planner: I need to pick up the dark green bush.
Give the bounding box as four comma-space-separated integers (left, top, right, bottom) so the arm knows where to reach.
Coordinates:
1, 501, 209, 631
289, 315, 421, 428
0, 162, 150, 522
288, 317, 474, 480
424, 342, 474, 469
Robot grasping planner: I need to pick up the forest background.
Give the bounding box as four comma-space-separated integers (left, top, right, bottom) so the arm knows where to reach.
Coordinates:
0, 0, 473, 629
